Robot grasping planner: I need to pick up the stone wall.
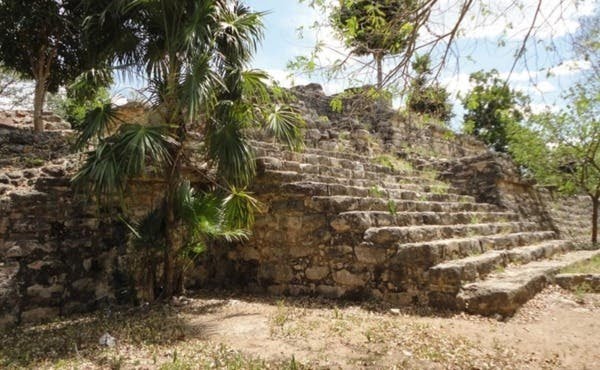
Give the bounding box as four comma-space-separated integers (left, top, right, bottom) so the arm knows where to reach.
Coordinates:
1, 86, 596, 327
431, 152, 596, 243
287, 84, 489, 161
544, 193, 596, 245
0, 115, 131, 329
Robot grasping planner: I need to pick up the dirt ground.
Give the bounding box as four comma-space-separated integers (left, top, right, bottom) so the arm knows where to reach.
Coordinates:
179, 286, 600, 369
1, 286, 599, 369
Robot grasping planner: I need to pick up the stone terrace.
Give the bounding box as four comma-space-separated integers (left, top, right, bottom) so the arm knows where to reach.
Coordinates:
209, 85, 600, 317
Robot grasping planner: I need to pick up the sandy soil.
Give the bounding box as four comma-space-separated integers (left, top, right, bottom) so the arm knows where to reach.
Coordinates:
175, 285, 600, 369
2, 286, 599, 369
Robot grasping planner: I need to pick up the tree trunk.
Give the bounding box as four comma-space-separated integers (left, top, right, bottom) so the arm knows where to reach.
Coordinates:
32, 74, 47, 133
375, 52, 383, 89
163, 162, 185, 298
592, 195, 599, 245
163, 192, 179, 298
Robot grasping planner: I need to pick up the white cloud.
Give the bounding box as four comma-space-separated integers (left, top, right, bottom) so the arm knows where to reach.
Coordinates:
534, 80, 556, 93
548, 59, 593, 76
442, 73, 473, 96
530, 103, 560, 114
428, 0, 596, 41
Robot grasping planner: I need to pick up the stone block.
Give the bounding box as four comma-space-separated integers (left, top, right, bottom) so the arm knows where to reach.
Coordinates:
305, 266, 329, 280
20, 307, 60, 323
26, 284, 64, 300
333, 269, 365, 287
316, 285, 345, 298
354, 245, 386, 265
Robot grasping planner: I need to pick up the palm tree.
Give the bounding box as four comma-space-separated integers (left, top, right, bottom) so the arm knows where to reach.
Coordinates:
73, 0, 303, 299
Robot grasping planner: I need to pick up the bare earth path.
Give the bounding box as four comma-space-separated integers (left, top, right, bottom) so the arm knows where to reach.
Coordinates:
1, 286, 599, 369
181, 286, 600, 369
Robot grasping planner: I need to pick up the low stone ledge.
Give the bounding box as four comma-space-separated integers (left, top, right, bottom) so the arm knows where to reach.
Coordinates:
555, 273, 600, 292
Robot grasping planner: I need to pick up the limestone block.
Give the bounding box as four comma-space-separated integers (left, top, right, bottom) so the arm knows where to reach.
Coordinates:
26, 284, 64, 300
354, 245, 386, 265
333, 269, 365, 287
20, 307, 60, 323
316, 285, 345, 298
72, 278, 95, 292
259, 264, 292, 284
289, 244, 313, 258
0, 313, 17, 329
305, 266, 329, 280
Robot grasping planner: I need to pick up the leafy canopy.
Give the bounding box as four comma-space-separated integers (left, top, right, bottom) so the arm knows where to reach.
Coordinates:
462, 70, 529, 152
406, 54, 453, 123
0, 0, 90, 92
331, 0, 419, 57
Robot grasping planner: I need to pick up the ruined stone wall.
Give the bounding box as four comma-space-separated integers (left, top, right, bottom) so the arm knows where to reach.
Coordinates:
0, 115, 131, 329
543, 193, 596, 245
288, 84, 489, 161
1, 86, 596, 327
432, 152, 595, 243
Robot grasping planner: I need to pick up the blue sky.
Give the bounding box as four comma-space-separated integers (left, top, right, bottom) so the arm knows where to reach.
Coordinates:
245, 0, 597, 124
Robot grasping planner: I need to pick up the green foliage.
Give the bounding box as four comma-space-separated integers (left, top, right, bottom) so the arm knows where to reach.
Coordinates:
369, 185, 385, 198
73, 0, 303, 297
509, 84, 599, 196
508, 83, 599, 243
126, 181, 256, 297
330, 0, 421, 86
406, 55, 453, 123
0, 0, 88, 92
54, 88, 111, 131
462, 70, 530, 152
373, 154, 412, 172
387, 200, 397, 216
0, 0, 107, 131
73, 124, 173, 200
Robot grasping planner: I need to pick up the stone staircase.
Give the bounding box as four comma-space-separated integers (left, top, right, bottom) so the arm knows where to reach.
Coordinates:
245, 140, 600, 317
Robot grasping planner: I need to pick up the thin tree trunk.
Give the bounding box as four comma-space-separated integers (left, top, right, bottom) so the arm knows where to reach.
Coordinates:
163, 190, 178, 298
375, 52, 383, 90
592, 195, 599, 245
33, 74, 47, 133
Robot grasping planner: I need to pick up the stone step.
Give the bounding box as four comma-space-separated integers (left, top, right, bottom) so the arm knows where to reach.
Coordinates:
428, 240, 572, 297
257, 156, 431, 184
268, 181, 475, 204
364, 222, 538, 246
252, 140, 373, 163
383, 231, 558, 269
305, 196, 502, 214
331, 210, 520, 234
255, 151, 431, 179
455, 248, 600, 316
259, 169, 459, 195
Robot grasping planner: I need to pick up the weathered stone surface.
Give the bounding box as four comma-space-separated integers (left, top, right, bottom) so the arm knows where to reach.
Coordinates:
305, 266, 329, 280
457, 249, 600, 316
2, 87, 598, 327
354, 244, 386, 264
555, 273, 600, 292
333, 269, 365, 286
20, 307, 60, 323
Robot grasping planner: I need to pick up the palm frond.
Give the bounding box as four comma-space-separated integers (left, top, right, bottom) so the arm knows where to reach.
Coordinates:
180, 53, 221, 120
215, 2, 265, 67
125, 206, 167, 251
72, 140, 126, 200
264, 104, 305, 151
75, 102, 119, 150
223, 186, 261, 230
73, 124, 172, 200
208, 118, 256, 186
240, 69, 270, 103
113, 124, 173, 176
